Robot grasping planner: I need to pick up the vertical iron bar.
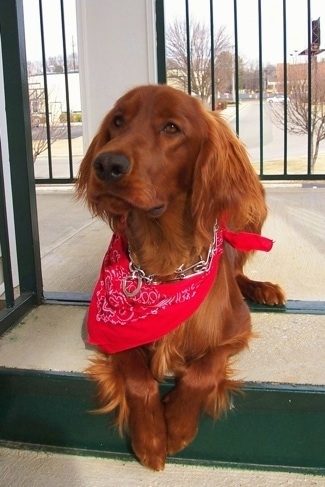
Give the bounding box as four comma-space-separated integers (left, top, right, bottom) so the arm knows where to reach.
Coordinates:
307, 0, 312, 174
155, 0, 167, 84
60, 0, 73, 179
38, 0, 53, 179
0, 139, 15, 307
282, 0, 288, 175
258, 0, 264, 176
185, 0, 191, 94
233, 0, 240, 135
0, 0, 43, 300
209, 0, 215, 110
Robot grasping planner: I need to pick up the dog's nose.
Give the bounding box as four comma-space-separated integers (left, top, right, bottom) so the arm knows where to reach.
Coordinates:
93, 153, 131, 182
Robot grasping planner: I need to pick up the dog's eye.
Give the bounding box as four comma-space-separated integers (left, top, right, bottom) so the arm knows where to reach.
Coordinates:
162, 122, 180, 135
113, 115, 124, 128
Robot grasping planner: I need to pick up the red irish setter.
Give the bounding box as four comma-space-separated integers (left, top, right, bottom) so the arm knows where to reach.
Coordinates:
77, 84, 285, 470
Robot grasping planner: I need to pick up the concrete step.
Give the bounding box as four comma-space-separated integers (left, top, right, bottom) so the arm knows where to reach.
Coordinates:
1, 445, 324, 487
0, 304, 324, 385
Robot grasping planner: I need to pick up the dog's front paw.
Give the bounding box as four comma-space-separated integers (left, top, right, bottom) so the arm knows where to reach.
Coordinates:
132, 436, 166, 471
236, 275, 286, 306
163, 388, 199, 455
129, 406, 167, 471
249, 281, 286, 305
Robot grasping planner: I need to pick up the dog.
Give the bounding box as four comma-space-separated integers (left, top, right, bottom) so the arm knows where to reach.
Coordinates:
77, 84, 285, 470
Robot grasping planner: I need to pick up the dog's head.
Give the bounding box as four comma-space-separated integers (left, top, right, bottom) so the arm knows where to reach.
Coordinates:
77, 84, 266, 244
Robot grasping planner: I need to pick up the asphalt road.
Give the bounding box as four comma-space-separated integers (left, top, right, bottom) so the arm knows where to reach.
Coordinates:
228, 101, 325, 162
32, 123, 83, 140
32, 104, 325, 164
33, 103, 325, 179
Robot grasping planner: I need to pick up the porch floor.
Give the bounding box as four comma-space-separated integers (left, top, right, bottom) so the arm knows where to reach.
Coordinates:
36, 184, 325, 301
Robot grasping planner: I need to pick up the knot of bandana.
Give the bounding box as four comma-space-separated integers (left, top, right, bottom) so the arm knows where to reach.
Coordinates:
87, 227, 273, 353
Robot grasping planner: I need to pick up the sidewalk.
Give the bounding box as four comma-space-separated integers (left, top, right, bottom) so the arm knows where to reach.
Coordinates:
34, 101, 325, 180
37, 185, 325, 301
220, 100, 251, 121
1, 446, 324, 487
33, 102, 246, 179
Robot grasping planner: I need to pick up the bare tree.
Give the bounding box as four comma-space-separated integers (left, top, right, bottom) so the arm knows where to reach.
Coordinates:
27, 52, 79, 76
166, 19, 232, 102
29, 85, 66, 162
268, 60, 325, 171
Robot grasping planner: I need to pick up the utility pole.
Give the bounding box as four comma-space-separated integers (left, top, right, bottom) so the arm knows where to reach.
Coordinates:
298, 18, 324, 173
299, 17, 324, 57
72, 36, 76, 72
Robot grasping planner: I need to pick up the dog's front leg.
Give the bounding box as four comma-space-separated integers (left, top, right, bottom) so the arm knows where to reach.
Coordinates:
88, 349, 167, 470
113, 349, 167, 470
163, 344, 240, 456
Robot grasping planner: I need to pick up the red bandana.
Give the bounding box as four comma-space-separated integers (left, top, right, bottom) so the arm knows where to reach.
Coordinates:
87, 227, 273, 354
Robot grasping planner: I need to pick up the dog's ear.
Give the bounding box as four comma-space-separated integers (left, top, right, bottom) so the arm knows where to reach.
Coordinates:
76, 113, 112, 209
76, 132, 100, 201
192, 112, 267, 246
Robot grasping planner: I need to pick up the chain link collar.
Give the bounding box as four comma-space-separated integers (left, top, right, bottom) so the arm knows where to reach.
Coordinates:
122, 224, 218, 298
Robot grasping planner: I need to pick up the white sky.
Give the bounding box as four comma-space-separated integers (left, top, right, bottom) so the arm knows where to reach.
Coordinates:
23, 0, 325, 65
23, 0, 77, 62
164, 0, 325, 64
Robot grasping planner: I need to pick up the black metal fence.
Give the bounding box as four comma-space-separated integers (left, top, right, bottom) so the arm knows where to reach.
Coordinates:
157, 0, 325, 180
0, 1, 43, 335
25, 0, 80, 184
19, 0, 325, 184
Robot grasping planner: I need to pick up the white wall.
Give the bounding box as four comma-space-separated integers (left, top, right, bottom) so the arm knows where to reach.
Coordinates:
29, 72, 81, 114
76, 0, 157, 149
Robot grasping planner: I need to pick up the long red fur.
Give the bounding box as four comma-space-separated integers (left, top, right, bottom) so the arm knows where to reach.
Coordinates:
76, 84, 285, 470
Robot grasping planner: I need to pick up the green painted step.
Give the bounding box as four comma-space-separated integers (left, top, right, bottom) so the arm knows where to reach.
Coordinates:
0, 368, 324, 474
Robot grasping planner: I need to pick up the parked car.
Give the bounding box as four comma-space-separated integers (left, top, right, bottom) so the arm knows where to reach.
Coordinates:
267, 95, 290, 103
